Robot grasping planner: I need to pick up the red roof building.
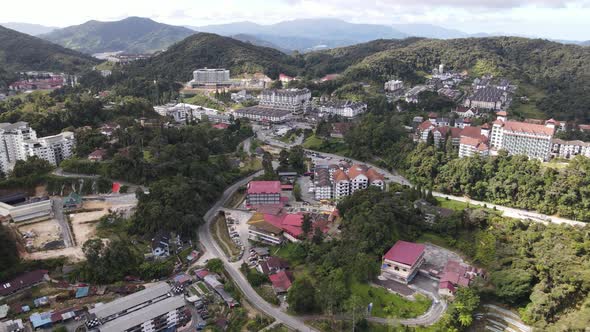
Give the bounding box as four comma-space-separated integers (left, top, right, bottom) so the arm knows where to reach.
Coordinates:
381, 241, 425, 284
0, 270, 49, 297
438, 260, 480, 297
246, 181, 282, 207
269, 271, 293, 294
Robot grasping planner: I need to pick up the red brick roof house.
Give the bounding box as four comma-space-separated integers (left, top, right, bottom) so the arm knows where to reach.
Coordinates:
0, 270, 49, 297
381, 241, 425, 284
269, 271, 293, 294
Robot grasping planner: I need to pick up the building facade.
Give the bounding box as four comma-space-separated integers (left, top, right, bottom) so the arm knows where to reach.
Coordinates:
258, 89, 311, 114
246, 181, 282, 207
316, 100, 367, 118
0, 123, 74, 174
381, 241, 425, 284
191, 68, 230, 87
490, 113, 555, 161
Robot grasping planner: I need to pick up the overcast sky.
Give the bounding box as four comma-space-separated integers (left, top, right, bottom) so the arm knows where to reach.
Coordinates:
2, 0, 590, 40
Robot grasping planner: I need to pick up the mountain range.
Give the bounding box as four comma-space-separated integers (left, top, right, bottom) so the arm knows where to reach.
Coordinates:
0, 25, 98, 88
189, 19, 589, 51
0, 22, 57, 36
40, 17, 195, 54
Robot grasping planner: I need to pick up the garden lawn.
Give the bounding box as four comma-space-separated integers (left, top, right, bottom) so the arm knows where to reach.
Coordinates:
350, 282, 431, 319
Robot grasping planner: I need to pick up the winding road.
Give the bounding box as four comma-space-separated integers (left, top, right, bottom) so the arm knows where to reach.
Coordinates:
199, 169, 318, 332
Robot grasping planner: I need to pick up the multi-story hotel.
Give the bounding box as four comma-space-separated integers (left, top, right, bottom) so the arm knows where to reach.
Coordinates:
490, 112, 555, 161
23, 132, 75, 166
258, 88, 311, 114
551, 139, 590, 160
191, 68, 230, 87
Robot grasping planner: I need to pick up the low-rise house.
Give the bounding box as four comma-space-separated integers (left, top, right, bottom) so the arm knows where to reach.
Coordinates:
269, 271, 293, 294
405, 85, 428, 103
384, 80, 404, 92
0, 318, 24, 332
438, 260, 481, 297
257, 257, 290, 275
381, 241, 425, 284
88, 149, 107, 162
63, 192, 82, 210
151, 233, 170, 258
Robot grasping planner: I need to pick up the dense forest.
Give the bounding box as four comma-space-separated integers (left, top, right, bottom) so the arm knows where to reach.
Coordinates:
280, 187, 590, 330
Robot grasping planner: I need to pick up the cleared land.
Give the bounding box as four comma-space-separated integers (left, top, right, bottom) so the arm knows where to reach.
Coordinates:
18, 219, 62, 250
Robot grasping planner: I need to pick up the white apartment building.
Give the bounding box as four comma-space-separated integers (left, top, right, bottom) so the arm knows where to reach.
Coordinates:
154, 103, 230, 124
551, 139, 590, 159
384, 80, 404, 92
0, 122, 37, 169
191, 68, 230, 86
234, 107, 292, 123
313, 168, 333, 200
332, 165, 384, 200
259, 89, 311, 114
22, 132, 75, 166
0, 123, 75, 173
490, 112, 555, 161
316, 100, 367, 118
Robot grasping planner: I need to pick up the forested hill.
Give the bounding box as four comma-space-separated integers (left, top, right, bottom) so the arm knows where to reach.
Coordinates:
122, 33, 300, 82
0, 25, 99, 88
40, 17, 196, 54
340, 37, 590, 121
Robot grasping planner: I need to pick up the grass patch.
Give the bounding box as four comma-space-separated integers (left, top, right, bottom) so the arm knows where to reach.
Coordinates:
211, 214, 241, 258
184, 94, 226, 111
417, 233, 451, 248
435, 197, 471, 211
350, 282, 431, 319
196, 281, 210, 294
303, 135, 349, 155
273, 243, 307, 266
224, 187, 246, 209
510, 83, 547, 119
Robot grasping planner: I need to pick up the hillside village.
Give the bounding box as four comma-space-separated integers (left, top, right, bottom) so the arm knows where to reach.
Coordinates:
1, 14, 590, 332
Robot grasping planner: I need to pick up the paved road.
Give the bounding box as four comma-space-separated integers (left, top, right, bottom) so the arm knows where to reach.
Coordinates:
199, 170, 318, 332
51, 197, 74, 247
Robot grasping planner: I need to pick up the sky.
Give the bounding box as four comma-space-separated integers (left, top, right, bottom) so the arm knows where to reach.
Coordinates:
2, 0, 590, 40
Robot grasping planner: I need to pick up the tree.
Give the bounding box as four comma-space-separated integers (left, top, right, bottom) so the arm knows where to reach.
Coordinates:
262, 152, 276, 179
10, 156, 53, 178
287, 277, 317, 314
279, 149, 289, 169
0, 224, 20, 280
312, 226, 324, 244
426, 131, 435, 147
289, 145, 306, 174
206, 258, 224, 274
293, 183, 302, 201
301, 214, 312, 237
317, 268, 349, 314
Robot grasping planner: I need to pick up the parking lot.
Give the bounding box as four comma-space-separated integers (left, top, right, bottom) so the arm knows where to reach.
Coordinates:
223, 209, 253, 262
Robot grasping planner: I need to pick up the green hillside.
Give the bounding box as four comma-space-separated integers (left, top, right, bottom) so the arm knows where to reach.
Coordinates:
0, 25, 98, 88
41, 17, 195, 54
339, 37, 590, 121
123, 32, 300, 81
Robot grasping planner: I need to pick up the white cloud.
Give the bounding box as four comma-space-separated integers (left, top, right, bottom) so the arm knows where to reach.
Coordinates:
0, 0, 589, 40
